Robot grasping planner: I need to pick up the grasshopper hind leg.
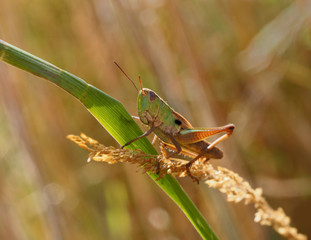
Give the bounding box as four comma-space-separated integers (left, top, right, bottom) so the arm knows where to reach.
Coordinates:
184, 155, 207, 184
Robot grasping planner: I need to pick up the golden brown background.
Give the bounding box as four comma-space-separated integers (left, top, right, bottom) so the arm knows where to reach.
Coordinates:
0, 0, 311, 239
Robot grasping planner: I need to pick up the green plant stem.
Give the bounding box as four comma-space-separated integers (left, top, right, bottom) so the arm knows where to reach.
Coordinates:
0, 39, 218, 240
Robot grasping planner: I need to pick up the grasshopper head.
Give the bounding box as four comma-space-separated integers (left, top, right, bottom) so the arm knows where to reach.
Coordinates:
137, 88, 161, 125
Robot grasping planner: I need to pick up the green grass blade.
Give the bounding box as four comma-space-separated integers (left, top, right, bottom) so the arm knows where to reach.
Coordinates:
0, 39, 218, 240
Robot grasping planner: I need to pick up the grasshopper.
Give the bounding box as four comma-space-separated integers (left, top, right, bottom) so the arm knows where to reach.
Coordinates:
115, 63, 234, 181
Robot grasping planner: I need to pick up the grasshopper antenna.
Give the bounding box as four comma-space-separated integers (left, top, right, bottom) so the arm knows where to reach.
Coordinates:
114, 62, 138, 92
138, 76, 145, 95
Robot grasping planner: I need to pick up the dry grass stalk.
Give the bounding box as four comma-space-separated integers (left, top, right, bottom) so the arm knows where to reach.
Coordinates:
67, 133, 307, 240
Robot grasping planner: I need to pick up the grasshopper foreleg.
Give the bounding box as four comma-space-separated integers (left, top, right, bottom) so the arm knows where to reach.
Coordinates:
121, 125, 156, 148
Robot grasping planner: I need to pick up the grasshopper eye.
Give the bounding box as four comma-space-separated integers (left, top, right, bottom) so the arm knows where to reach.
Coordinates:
174, 119, 182, 125
148, 91, 157, 102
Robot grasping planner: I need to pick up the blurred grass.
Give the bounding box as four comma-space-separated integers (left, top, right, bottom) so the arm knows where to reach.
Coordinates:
0, 0, 311, 239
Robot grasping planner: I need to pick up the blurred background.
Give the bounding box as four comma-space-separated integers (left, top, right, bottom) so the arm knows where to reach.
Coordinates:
0, 0, 311, 239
